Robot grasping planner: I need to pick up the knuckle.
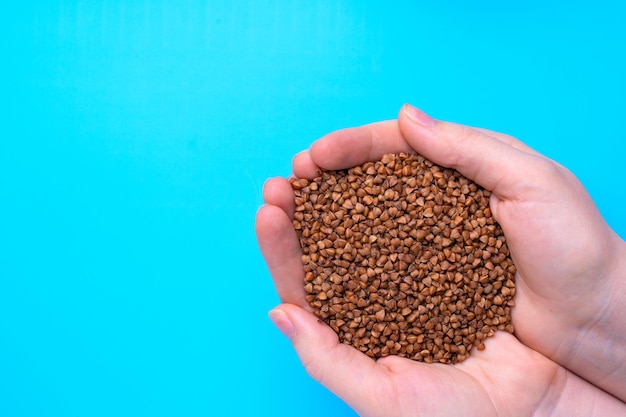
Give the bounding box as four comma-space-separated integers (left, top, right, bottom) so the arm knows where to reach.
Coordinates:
456, 125, 483, 143
302, 355, 327, 384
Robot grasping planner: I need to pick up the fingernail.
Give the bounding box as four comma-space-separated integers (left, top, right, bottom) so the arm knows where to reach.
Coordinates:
269, 308, 295, 341
402, 104, 436, 127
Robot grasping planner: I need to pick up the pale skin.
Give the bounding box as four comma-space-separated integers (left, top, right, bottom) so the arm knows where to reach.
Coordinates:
256, 104, 626, 416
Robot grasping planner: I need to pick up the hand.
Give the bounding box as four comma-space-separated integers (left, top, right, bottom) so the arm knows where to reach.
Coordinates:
265, 304, 623, 417
256, 104, 626, 413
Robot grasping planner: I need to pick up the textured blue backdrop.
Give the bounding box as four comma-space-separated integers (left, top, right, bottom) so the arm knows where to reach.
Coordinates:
1, 2, 625, 416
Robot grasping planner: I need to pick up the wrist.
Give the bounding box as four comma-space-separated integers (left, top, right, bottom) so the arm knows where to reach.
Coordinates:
566, 234, 626, 402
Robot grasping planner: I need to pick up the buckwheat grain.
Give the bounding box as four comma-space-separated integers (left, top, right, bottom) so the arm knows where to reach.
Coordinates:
291, 153, 516, 364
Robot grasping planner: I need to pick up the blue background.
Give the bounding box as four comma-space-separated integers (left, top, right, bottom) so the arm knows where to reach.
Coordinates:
1, 2, 625, 416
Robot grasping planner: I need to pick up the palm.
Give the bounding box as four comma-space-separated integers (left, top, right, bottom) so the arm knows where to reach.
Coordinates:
366, 332, 557, 417
478, 158, 621, 361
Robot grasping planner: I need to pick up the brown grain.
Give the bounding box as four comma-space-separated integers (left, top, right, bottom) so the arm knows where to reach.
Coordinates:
291, 153, 516, 364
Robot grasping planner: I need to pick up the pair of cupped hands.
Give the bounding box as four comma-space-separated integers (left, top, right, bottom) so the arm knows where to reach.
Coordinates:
256, 104, 626, 416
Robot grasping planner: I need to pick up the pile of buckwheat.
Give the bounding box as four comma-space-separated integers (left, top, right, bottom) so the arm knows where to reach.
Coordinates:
290, 153, 516, 364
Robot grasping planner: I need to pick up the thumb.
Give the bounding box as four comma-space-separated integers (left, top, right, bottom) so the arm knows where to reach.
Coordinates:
269, 304, 386, 413
397, 104, 547, 201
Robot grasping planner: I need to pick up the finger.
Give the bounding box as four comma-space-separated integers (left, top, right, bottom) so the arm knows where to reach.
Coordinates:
262, 177, 295, 219
292, 150, 320, 179
269, 304, 386, 414
397, 104, 547, 200
255, 205, 307, 307
309, 120, 413, 171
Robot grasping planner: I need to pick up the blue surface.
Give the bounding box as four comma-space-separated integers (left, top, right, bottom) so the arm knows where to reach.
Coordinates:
0, 2, 625, 416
